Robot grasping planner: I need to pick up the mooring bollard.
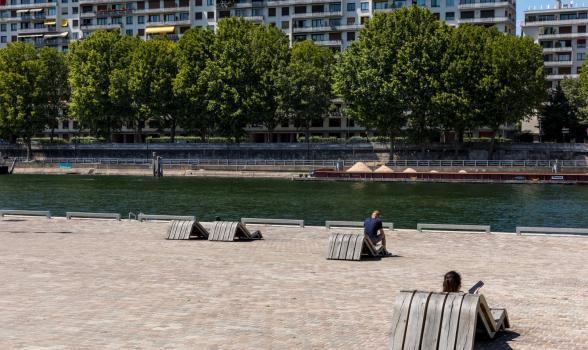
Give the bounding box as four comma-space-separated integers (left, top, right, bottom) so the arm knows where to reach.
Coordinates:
152, 152, 163, 177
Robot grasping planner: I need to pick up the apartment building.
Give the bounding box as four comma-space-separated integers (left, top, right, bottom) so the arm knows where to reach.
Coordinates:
1, 0, 516, 52
1, 0, 518, 142
522, 0, 587, 89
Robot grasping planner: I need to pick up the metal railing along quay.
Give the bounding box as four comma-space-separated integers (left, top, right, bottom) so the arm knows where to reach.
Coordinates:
13, 158, 588, 168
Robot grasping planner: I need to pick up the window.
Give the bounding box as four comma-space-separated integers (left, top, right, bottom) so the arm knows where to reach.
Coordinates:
446, 0, 454, 6
559, 26, 572, 34
207, 0, 213, 5
164, 14, 174, 22
195, 12, 202, 20
347, 31, 355, 41
311, 33, 324, 41
138, 28, 145, 35
360, 2, 368, 11
126, 16, 133, 24
312, 4, 323, 13
126, 29, 133, 36
72, 7, 78, 14
281, 7, 289, 16
329, 118, 341, 128
180, 12, 189, 20
138, 15, 144, 24
578, 52, 585, 61
578, 39, 586, 48
557, 53, 571, 62
281, 21, 289, 29
460, 11, 474, 19
0, 24, 5, 32
11, 23, 17, 31
195, 0, 201, 5
0, 36, 6, 43
417, 0, 425, 5
445, 12, 454, 20
47, 7, 56, 15
268, 7, 275, 16
579, 25, 586, 33
480, 10, 494, 18
149, 15, 160, 22
73, 20, 78, 27
347, 3, 355, 11
97, 18, 107, 25
431, 0, 439, 7
329, 3, 341, 12
207, 11, 214, 19
294, 6, 306, 14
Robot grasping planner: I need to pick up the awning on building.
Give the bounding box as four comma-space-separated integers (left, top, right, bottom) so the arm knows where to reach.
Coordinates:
44, 20, 56, 26
15, 9, 30, 13
145, 26, 175, 34
30, 8, 43, 12
17, 34, 43, 38
61, 20, 68, 27
44, 31, 68, 38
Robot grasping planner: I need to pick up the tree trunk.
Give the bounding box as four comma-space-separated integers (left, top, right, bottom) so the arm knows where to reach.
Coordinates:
134, 123, 142, 143
170, 119, 177, 143
26, 137, 32, 161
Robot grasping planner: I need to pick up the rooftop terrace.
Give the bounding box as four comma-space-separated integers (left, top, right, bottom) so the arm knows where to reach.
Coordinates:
0, 218, 586, 349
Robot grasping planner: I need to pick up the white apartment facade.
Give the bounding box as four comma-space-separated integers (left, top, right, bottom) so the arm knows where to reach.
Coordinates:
0, 0, 516, 52
522, 0, 588, 89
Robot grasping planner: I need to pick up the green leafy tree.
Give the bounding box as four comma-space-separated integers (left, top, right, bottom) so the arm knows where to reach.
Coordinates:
68, 30, 139, 141
174, 28, 216, 140
434, 25, 498, 144
540, 85, 580, 142
280, 40, 333, 142
202, 18, 258, 141
334, 12, 407, 143
248, 23, 290, 142
38, 48, 69, 142
0, 42, 46, 159
111, 38, 178, 142
393, 7, 449, 144
478, 35, 546, 143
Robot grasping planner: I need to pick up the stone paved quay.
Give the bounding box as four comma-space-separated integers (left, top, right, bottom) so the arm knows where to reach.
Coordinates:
0, 218, 586, 350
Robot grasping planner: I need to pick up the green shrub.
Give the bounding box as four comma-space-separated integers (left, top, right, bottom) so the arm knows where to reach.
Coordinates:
71, 136, 105, 144
30, 137, 68, 145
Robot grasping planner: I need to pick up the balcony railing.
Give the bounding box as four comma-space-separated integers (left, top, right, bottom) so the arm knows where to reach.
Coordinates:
458, 1, 514, 9
458, 16, 512, 24
292, 11, 343, 19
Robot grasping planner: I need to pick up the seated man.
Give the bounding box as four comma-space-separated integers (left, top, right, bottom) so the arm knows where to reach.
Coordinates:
364, 210, 392, 256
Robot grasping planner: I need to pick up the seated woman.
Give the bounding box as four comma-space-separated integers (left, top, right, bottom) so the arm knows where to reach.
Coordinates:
443, 270, 462, 293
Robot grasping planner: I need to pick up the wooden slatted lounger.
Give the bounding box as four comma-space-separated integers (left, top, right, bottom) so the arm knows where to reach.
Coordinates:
166, 220, 210, 240
208, 221, 263, 242
326, 233, 384, 261
389, 291, 510, 350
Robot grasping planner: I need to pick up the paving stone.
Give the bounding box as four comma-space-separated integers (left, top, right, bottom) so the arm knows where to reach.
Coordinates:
0, 218, 586, 349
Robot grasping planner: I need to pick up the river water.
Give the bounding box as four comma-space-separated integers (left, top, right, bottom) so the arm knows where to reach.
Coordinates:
1, 175, 587, 232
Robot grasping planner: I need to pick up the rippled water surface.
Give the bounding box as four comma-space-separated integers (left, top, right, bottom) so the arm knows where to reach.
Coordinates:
1, 175, 587, 232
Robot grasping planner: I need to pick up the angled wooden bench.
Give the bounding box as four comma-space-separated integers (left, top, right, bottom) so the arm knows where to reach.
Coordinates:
325, 220, 394, 230
166, 220, 209, 240
417, 223, 491, 234
390, 290, 510, 350
326, 232, 384, 261
208, 221, 263, 242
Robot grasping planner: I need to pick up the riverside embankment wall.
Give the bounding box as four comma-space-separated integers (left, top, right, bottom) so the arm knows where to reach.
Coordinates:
1, 142, 587, 161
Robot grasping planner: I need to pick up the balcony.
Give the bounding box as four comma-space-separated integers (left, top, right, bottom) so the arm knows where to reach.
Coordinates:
134, 6, 190, 15
524, 18, 588, 27
539, 32, 586, 39
147, 19, 190, 26
542, 46, 573, 53
546, 73, 579, 80
0, 2, 54, 10
292, 11, 343, 19
458, 16, 512, 24
79, 0, 135, 4
292, 25, 336, 33
80, 23, 122, 31
18, 26, 55, 35
458, 1, 514, 10
543, 60, 574, 67
313, 39, 342, 47
267, 0, 334, 5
